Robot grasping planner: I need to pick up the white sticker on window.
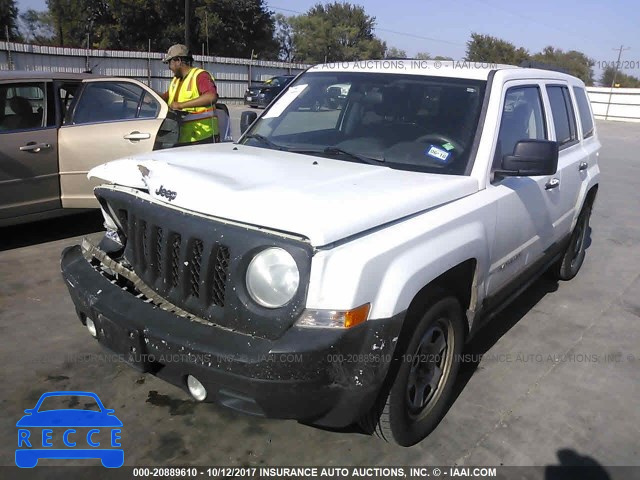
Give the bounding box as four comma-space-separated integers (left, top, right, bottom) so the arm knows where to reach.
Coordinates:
262, 84, 308, 119
426, 145, 451, 163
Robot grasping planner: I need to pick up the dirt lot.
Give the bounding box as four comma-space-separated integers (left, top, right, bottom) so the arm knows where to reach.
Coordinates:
1, 119, 639, 471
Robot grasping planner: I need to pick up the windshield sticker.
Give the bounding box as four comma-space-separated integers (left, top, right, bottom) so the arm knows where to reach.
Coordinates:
262, 84, 308, 119
441, 142, 455, 151
426, 145, 451, 163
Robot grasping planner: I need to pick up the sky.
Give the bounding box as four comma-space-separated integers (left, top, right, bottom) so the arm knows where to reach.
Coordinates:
15, 0, 640, 79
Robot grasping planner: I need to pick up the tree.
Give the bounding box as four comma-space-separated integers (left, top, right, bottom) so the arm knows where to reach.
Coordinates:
194, 0, 278, 59
465, 33, 529, 65
274, 13, 295, 62
290, 2, 386, 63
414, 52, 431, 60
531, 46, 594, 85
385, 46, 407, 59
19, 9, 56, 44
1, 0, 21, 41
600, 66, 640, 88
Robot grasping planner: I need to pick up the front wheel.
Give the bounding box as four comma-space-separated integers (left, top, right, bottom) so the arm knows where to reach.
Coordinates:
363, 293, 465, 446
553, 205, 592, 281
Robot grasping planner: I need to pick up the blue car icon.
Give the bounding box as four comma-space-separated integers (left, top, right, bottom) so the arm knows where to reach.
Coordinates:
16, 391, 123, 468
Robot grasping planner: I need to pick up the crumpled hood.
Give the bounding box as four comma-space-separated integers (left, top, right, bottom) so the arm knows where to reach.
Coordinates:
89, 143, 479, 246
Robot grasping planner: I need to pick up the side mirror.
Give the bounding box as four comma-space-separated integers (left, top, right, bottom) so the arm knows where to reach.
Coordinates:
497, 140, 558, 177
240, 111, 258, 134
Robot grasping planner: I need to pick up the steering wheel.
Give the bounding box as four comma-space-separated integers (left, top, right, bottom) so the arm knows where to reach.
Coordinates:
415, 133, 465, 153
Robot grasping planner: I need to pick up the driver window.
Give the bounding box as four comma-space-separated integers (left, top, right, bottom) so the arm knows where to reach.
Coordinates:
494, 86, 547, 168
71, 82, 157, 124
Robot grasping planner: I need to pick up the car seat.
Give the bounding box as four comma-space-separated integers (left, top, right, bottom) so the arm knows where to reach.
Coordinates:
5, 96, 41, 130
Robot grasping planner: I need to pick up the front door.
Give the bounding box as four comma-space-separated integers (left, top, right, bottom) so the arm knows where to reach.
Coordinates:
486, 82, 563, 297
57, 79, 166, 208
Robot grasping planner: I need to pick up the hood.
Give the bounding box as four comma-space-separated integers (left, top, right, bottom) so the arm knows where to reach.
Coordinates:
89, 144, 479, 246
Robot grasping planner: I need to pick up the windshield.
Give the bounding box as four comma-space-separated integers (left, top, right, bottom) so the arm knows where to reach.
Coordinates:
240, 71, 487, 174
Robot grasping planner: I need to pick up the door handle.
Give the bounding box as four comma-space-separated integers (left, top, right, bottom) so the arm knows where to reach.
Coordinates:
545, 178, 560, 190
123, 132, 151, 141
19, 142, 51, 153
579, 161, 588, 171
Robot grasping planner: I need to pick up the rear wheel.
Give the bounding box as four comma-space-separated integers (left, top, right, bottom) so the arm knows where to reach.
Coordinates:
361, 292, 465, 446
553, 205, 592, 281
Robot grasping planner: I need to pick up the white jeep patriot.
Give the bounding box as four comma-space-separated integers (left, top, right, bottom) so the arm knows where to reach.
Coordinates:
61, 61, 600, 446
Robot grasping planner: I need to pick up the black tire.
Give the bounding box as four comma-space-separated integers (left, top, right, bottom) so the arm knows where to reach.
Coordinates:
362, 292, 465, 446
554, 204, 592, 281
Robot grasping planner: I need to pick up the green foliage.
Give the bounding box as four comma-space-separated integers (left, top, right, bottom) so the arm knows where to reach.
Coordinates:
19, 9, 55, 44
465, 33, 529, 65
290, 2, 386, 63
466, 33, 596, 85
531, 46, 594, 85
1, 0, 22, 41
386, 46, 407, 59
194, 0, 278, 59
600, 66, 640, 88
274, 14, 295, 62
16, 0, 278, 58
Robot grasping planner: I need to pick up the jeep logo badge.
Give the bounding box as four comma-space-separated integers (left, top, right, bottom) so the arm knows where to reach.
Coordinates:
155, 185, 177, 201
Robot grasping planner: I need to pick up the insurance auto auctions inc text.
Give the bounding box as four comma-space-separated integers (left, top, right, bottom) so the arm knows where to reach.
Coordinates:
251, 466, 497, 478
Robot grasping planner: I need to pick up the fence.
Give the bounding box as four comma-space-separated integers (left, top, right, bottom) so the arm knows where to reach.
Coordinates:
586, 87, 640, 123
3, 42, 640, 120
0, 41, 310, 102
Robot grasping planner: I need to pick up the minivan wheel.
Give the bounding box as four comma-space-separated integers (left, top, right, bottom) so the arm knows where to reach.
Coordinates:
554, 205, 591, 281
363, 294, 464, 446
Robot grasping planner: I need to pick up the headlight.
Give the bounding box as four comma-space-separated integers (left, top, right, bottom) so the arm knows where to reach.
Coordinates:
246, 248, 299, 308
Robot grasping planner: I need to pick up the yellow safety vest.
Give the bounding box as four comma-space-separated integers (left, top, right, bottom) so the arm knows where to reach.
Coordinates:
168, 67, 219, 143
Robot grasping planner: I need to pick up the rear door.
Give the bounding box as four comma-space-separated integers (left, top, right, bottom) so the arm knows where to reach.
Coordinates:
0, 80, 59, 222
57, 79, 167, 208
542, 83, 583, 237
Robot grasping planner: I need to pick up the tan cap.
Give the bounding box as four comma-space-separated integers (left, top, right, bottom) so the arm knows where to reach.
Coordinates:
163, 44, 190, 63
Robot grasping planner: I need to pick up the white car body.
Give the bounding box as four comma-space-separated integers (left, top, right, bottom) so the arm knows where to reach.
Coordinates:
90, 62, 600, 329
63, 60, 600, 445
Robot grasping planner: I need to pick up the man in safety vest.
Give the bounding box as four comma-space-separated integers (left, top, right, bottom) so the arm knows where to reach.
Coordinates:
161, 44, 219, 144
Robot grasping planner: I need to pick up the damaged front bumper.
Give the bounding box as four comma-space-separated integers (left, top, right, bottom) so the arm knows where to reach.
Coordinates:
60, 241, 403, 428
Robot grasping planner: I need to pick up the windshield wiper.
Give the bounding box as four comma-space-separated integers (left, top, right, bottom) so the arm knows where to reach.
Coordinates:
287, 146, 385, 166
323, 147, 385, 165
243, 134, 288, 151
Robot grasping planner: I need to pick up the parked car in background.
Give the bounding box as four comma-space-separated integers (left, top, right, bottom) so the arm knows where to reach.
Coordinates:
0, 71, 228, 227
244, 82, 264, 107
254, 75, 296, 108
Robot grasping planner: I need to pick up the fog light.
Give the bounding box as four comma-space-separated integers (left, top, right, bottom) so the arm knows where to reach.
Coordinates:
187, 375, 207, 401
86, 318, 97, 337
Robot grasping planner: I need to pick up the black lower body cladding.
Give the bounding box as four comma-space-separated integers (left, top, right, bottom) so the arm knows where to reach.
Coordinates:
61, 245, 404, 427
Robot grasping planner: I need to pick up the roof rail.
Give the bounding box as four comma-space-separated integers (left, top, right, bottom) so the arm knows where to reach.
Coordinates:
519, 60, 569, 74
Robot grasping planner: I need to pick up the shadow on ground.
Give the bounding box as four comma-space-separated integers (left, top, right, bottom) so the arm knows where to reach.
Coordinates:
0, 210, 103, 251
545, 449, 611, 480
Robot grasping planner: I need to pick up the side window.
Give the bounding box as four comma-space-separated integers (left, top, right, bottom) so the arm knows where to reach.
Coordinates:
546, 85, 578, 147
0, 82, 46, 132
138, 91, 161, 119
495, 86, 546, 163
572, 86, 594, 138
72, 82, 159, 125
58, 82, 81, 125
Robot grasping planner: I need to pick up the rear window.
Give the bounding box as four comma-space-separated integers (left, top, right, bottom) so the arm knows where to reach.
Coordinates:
572, 86, 594, 138
546, 85, 578, 147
